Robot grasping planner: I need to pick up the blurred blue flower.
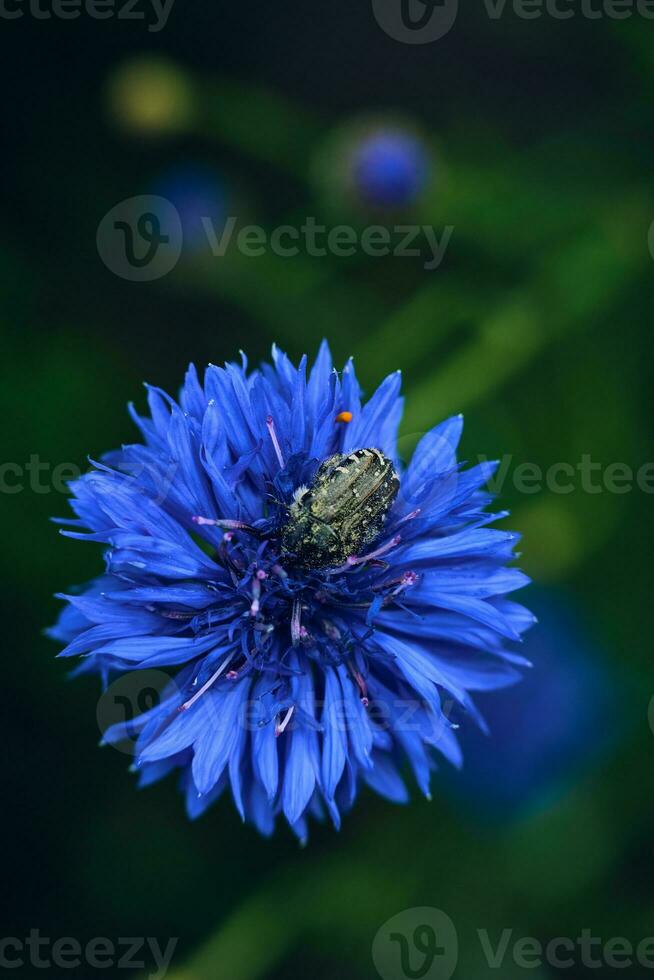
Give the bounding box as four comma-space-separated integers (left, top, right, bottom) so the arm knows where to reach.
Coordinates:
50, 343, 532, 840
350, 129, 429, 208
150, 164, 227, 250
450, 592, 618, 820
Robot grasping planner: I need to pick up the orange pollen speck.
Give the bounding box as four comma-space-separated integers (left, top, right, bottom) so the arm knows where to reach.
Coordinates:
335, 411, 353, 424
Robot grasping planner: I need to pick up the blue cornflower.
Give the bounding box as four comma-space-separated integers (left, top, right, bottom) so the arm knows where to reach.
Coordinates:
451, 591, 618, 820
350, 128, 429, 208
150, 164, 228, 250
50, 343, 533, 841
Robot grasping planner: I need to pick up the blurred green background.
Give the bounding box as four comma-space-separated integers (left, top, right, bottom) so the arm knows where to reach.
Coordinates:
2, 4, 654, 978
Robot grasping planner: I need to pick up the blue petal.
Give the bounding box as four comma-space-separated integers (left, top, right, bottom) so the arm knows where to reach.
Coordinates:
362, 754, 409, 803
281, 662, 319, 826
402, 415, 464, 501
342, 370, 402, 456
191, 680, 251, 795
321, 667, 347, 800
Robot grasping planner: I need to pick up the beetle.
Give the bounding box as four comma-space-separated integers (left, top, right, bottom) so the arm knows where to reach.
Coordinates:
280, 448, 400, 568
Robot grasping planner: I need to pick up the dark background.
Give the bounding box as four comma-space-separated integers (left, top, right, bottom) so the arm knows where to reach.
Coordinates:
2, 2, 653, 977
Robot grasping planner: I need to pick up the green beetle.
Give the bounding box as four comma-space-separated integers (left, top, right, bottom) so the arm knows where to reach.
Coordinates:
281, 448, 400, 568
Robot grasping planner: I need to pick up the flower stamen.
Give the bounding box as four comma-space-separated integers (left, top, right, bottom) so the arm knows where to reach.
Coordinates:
192, 516, 263, 538
352, 667, 369, 707
392, 570, 419, 596
179, 653, 234, 712
396, 507, 421, 525
331, 535, 402, 573
291, 598, 302, 646
275, 704, 295, 737
250, 576, 261, 617
266, 415, 285, 469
